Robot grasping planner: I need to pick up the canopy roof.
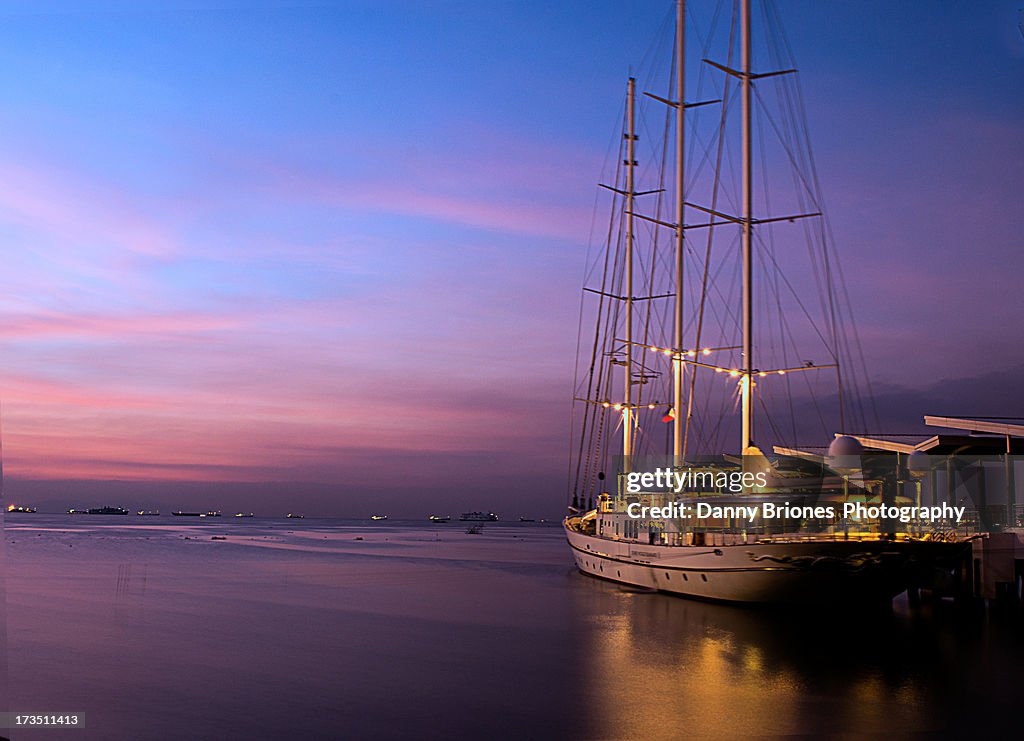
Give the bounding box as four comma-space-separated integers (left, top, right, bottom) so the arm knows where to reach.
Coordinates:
773, 416, 1024, 460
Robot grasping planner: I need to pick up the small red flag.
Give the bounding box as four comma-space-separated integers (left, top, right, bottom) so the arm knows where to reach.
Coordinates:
662, 407, 676, 423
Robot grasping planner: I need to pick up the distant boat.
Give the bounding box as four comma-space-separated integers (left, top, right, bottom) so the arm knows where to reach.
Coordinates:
234, 512, 254, 518
136, 510, 160, 516
6, 505, 37, 513
201, 511, 222, 518
370, 514, 388, 521
519, 517, 535, 522
82, 506, 129, 515
173, 511, 202, 517
286, 513, 304, 519
460, 511, 498, 522
428, 515, 451, 523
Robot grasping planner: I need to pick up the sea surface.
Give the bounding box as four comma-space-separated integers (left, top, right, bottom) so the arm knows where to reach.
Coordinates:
1, 514, 1022, 739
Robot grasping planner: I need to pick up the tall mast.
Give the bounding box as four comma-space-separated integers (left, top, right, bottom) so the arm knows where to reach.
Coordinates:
740, 0, 754, 452
623, 77, 636, 466
672, 0, 685, 463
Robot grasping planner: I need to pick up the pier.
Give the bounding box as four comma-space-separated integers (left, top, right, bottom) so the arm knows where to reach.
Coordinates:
781, 415, 1024, 608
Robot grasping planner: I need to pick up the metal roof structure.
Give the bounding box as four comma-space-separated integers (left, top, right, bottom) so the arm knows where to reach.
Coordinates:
773, 416, 1024, 460
924, 416, 1024, 439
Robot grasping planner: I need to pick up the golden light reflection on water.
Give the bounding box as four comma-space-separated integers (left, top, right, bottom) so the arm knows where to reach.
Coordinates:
570, 580, 963, 738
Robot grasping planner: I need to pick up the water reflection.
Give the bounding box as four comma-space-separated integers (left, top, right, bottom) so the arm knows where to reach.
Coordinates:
570, 574, 1023, 737
2, 517, 1022, 739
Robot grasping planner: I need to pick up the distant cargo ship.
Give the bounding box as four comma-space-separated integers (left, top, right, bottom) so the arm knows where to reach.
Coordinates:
7, 505, 37, 513
173, 511, 221, 517
459, 512, 498, 522
370, 515, 388, 521
136, 510, 160, 516
428, 515, 451, 523
68, 506, 129, 515
286, 513, 304, 519
234, 512, 254, 518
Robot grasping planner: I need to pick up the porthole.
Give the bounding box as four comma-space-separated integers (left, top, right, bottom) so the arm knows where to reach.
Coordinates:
665, 572, 671, 580
701, 574, 708, 582
683, 574, 688, 581
617, 570, 621, 577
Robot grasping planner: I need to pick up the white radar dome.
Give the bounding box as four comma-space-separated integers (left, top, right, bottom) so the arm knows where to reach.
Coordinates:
827, 435, 863, 473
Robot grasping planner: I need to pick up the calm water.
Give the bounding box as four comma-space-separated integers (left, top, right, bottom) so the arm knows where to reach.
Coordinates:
1, 515, 1022, 739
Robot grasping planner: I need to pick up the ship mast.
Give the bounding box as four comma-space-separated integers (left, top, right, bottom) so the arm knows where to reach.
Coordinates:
740, 0, 754, 453
697, 0, 809, 453
672, 0, 685, 463
623, 77, 636, 466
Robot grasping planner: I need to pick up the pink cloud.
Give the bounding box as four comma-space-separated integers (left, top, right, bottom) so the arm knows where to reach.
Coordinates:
0, 125, 589, 486
0, 309, 242, 340
0, 161, 181, 259
202, 126, 602, 242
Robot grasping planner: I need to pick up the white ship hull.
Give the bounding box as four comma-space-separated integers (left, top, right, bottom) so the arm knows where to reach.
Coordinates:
564, 518, 921, 604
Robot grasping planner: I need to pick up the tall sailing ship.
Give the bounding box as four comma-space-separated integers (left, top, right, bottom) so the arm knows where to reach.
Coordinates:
564, 0, 963, 604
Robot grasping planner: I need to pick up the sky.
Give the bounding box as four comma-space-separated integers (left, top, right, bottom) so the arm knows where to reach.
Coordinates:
0, 0, 1021, 517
